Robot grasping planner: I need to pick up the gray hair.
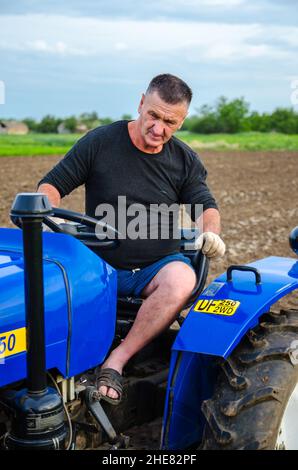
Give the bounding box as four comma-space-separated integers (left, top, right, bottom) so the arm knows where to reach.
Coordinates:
146, 74, 192, 106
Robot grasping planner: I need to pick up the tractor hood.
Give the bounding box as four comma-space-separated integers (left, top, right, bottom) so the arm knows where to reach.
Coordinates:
0, 247, 69, 387
0, 228, 117, 388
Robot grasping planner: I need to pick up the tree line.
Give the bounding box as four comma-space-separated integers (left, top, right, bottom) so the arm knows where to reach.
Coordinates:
21, 112, 123, 134
6, 98, 298, 134
182, 97, 298, 134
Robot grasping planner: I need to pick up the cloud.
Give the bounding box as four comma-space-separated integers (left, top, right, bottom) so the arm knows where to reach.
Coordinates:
114, 42, 129, 51
0, 0, 252, 16
0, 3, 296, 118
167, 0, 246, 6
1, 1, 297, 29
0, 14, 297, 64
26, 39, 87, 55
145, 0, 248, 12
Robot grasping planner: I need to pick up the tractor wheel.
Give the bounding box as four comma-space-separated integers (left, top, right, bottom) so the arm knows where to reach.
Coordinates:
200, 309, 298, 450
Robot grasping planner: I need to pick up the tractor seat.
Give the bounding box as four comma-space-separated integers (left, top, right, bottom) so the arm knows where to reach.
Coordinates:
117, 229, 209, 319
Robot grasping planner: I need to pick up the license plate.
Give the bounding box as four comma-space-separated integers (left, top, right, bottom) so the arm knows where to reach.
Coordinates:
194, 299, 240, 316
0, 327, 26, 359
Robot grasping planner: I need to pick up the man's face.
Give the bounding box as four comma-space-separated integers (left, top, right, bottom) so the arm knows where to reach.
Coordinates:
137, 91, 188, 148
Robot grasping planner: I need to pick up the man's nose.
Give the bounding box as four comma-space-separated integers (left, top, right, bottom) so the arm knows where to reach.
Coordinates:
152, 121, 164, 136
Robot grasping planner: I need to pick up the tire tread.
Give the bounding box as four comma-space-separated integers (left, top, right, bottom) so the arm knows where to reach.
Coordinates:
201, 309, 298, 450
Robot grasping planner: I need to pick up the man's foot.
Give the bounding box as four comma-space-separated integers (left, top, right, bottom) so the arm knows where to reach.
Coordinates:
97, 351, 126, 403
97, 367, 123, 405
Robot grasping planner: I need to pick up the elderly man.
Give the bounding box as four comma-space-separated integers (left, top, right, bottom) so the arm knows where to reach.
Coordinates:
38, 73, 225, 404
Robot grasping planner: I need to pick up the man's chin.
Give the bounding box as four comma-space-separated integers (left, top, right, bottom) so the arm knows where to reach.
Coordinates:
145, 135, 164, 147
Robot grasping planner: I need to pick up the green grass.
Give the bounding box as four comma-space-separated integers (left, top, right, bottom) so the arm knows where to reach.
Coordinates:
0, 133, 81, 156
178, 131, 298, 151
0, 131, 298, 156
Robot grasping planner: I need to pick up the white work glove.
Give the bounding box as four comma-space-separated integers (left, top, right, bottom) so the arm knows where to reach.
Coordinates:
43, 216, 66, 232
195, 232, 226, 258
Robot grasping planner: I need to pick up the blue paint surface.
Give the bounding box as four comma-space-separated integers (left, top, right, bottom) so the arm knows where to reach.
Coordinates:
0, 228, 117, 386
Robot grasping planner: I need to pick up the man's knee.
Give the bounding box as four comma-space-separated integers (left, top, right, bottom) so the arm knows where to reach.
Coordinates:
155, 262, 196, 301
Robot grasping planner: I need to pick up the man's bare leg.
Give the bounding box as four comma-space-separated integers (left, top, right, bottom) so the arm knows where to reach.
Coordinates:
98, 261, 196, 400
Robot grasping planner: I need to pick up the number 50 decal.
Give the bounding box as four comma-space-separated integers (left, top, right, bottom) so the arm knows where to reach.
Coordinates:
0, 328, 26, 359
0, 334, 16, 354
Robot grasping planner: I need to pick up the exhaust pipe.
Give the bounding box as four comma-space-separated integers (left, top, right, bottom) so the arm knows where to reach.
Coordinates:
3, 193, 67, 450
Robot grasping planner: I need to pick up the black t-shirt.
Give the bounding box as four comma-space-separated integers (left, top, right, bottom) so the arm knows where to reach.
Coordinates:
39, 120, 218, 269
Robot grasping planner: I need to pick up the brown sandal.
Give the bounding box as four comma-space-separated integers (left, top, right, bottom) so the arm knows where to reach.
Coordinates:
97, 368, 123, 405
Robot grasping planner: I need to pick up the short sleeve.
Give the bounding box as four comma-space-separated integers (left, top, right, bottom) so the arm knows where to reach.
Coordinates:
38, 131, 97, 197
179, 154, 218, 221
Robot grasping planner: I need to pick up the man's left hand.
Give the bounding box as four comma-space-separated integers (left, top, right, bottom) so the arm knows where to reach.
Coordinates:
195, 232, 226, 258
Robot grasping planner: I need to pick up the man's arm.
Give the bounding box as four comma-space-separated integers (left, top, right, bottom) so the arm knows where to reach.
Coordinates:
37, 130, 96, 207
179, 152, 225, 257
195, 208, 225, 258
197, 207, 221, 234
38, 183, 61, 207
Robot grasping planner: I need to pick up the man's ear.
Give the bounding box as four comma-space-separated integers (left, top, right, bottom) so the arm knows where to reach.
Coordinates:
138, 93, 145, 114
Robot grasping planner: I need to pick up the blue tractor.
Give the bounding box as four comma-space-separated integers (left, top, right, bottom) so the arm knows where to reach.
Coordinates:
0, 193, 298, 450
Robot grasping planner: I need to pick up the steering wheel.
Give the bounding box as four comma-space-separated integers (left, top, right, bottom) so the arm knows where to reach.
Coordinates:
12, 207, 120, 250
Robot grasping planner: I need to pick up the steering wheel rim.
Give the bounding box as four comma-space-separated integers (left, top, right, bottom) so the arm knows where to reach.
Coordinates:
12, 207, 120, 249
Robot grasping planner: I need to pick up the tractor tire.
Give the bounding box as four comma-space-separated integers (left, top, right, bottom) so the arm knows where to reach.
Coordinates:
200, 309, 298, 450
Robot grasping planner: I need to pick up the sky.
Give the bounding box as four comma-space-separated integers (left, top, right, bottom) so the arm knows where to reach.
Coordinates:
0, 0, 297, 120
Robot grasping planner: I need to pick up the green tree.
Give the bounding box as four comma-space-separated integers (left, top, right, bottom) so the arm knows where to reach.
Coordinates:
38, 115, 62, 133
122, 114, 132, 121
270, 108, 298, 134
79, 111, 101, 129
248, 111, 272, 132
216, 96, 250, 133
63, 116, 78, 133
22, 118, 38, 132
183, 98, 250, 134
100, 117, 114, 126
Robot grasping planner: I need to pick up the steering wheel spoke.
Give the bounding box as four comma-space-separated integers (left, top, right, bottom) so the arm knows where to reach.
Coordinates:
13, 207, 120, 250
43, 216, 65, 233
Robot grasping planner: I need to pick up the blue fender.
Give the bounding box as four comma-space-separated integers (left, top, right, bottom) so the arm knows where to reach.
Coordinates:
162, 256, 298, 449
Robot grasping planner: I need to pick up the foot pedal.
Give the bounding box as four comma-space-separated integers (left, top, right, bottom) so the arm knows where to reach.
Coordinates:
85, 386, 130, 449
